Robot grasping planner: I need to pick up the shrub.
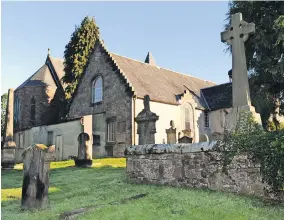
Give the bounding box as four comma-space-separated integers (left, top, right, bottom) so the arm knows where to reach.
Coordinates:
215, 111, 284, 192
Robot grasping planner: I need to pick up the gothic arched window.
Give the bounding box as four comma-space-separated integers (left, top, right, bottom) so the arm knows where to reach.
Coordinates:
30, 97, 36, 122
92, 76, 103, 103
184, 103, 194, 130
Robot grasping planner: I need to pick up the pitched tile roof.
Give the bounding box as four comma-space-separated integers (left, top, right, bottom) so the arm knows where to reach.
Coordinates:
109, 52, 216, 106
49, 56, 65, 80
15, 56, 65, 91
201, 82, 232, 111
15, 64, 57, 90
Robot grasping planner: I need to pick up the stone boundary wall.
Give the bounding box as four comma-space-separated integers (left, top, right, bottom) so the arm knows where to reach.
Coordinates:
126, 142, 280, 199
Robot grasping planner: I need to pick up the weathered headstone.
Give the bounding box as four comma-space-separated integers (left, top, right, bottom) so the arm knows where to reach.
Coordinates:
75, 132, 92, 167
178, 136, 193, 144
21, 144, 55, 210
199, 134, 209, 142
221, 13, 262, 130
166, 120, 177, 144
1, 89, 16, 169
135, 95, 159, 145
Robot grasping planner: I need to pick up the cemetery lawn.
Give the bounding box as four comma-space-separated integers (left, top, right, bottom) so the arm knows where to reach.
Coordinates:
2, 158, 284, 220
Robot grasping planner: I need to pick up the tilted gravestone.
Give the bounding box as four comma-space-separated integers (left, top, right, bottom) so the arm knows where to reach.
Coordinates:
75, 132, 92, 168
21, 144, 55, 210
166, 120, 177, 144
135, 95, 159, 145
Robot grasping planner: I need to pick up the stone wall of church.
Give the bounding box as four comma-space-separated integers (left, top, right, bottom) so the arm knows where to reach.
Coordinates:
14, 85, 56, 131
68, 45, 133, 158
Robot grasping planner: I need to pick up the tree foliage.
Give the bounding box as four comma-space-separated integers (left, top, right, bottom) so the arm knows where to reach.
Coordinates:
215, 111, 284, 193
225, 1, 284, 125
62, 16, 100, 99
1, 93, 8, 136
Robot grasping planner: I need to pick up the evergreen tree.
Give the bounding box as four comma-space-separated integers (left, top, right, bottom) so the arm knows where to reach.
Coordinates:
225, 1, 284, 126
62, 16, 100, 99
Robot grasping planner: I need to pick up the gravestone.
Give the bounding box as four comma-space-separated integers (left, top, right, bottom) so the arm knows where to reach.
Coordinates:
21, 144, 55, 210
178, 136, 193, 144
135, 95, 159, 145
199, 134, 209, 142
1, 89, 16, 169
166, 120, 177, 144
221, 13, 262, 131
75, 132, 92, 167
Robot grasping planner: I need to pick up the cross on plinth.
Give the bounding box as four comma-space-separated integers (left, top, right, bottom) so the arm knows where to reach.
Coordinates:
221, 13, 255, 107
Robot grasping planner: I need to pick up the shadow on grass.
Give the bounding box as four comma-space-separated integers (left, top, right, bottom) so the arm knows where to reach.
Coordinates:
125, 181, 284, 210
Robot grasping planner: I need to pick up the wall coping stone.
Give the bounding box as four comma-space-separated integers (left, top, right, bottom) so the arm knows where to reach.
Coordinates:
125, 141, 217, 155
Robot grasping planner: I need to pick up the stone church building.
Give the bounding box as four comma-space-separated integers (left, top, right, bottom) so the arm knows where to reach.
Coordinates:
13, 40, 232, 161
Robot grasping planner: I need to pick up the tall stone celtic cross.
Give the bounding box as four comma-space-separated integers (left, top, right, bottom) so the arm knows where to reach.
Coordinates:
221, 13, 255, 107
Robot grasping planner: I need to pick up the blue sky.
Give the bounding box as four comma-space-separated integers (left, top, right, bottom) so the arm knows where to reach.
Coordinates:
2, 1, 232, 95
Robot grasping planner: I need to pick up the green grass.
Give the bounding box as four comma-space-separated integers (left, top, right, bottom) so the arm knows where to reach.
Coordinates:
2, 158, 284, 220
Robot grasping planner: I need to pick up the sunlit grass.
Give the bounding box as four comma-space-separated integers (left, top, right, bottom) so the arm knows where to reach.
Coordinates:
1, 187, 59, 201
2, 158, 284, 220
13, 158, 126, 170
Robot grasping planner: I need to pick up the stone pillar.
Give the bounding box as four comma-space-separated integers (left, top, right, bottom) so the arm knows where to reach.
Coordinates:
1, 89, 16, 169
165, 120, 177, 144
21, 144, 55, 210
75, 132, 92, 168
135, 95, 159, 145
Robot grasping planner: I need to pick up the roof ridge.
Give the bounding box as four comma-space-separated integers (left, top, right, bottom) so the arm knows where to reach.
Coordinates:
110, 52, 160, 67
201, 82, 231, 90
110, 52, 216, 85
49, 56, 64, 61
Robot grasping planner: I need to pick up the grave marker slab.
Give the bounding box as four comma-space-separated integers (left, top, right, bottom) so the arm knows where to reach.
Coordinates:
21, 144, 55, 210
75, 132, 92, 167
166, 120, 177, 144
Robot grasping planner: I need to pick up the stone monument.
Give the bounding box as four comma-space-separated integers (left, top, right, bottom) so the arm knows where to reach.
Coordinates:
21, 144, 55, 210
1, 89, 16, 169
166, 120, 177, 144
135, 95, 159, 145
75, 132, 92, 167
221, 13, 262, 131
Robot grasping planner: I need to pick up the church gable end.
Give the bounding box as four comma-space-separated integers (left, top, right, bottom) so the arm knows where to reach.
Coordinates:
68, 42, 133, 118
68, 41, 133, 157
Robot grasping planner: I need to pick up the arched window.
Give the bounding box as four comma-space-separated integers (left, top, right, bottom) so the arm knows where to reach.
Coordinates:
30, 97, 36, 121
184, 103, 194, 130
92, 77, 103, 103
